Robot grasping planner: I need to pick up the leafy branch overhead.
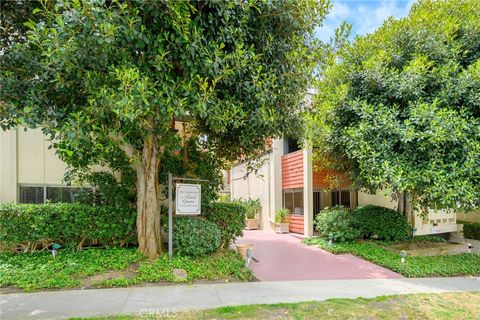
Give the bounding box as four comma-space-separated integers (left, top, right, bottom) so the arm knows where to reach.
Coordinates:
305, 0, 480, 212
1, 0, 329, 257
2, 0, 327, 161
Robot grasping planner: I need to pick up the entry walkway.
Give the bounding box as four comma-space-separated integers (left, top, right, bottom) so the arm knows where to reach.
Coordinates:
2, 278, 479, 319
235, 230, 402, 281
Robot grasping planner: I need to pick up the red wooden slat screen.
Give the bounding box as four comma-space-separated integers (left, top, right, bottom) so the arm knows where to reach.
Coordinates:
281, 150, 304, 189
286, 214, 304, 234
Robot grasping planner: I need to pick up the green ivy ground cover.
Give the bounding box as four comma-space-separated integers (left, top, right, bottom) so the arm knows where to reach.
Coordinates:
304, 237, 480, 277
0, 248, 253, 292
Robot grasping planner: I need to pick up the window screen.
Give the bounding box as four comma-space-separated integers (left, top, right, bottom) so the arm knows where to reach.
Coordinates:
19, 186, 44, 204
20, 185, 88, 204
282, 188, 304, 214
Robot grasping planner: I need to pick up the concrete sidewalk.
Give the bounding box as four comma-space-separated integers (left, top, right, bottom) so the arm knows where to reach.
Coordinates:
1, 277, 479, 320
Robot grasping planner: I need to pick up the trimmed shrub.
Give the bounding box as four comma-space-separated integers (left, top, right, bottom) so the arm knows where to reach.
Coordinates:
0, 203, 136, 252
352, 205, 410, 241
203, 202, 246, 249
171, 217, 221, 256
314, 206, 360, 242
459, 220, 480, 240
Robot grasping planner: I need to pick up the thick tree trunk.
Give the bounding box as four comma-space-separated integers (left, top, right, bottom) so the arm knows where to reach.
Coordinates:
396, 190, 406, 215
397, 190, 415, 236
136, 135, 162, 259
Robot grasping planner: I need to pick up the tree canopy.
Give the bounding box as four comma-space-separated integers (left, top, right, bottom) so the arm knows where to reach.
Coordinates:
1, 0, 329, 257
304, 0, 480, 212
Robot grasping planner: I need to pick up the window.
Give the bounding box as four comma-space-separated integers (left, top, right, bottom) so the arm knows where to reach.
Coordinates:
46, 187, 62, 203
283, 138, 301, 154
313, 189, 358, 219
331, 190, 351, 208
19, 185, 89, 204
19, 186, 44, 204
282, 188, 303, 214
46, 186, 82, 203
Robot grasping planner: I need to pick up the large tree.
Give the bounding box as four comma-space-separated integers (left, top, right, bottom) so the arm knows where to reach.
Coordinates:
304, 0, 480, 214
1, 0, 328, 257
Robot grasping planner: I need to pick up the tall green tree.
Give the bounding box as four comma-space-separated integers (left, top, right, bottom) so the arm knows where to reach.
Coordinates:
1, 0, 328, 257
304, 0, 480, 214
0, 0, 43, 49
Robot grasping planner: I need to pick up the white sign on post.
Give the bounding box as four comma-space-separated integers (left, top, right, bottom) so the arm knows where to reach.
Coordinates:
175, 183, 201, 215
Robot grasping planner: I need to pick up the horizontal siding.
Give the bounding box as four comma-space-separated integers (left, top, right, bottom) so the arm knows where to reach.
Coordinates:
286, 214, 304, 234
282, 151, 303, 189
312, 164, 350, 189
312, 168, 330, 189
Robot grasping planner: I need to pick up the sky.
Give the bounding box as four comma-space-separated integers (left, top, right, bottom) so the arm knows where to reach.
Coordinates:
316, 0, 415, 42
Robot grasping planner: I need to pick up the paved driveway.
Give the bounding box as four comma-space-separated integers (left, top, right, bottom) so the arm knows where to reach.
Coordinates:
235, 230, 402, 281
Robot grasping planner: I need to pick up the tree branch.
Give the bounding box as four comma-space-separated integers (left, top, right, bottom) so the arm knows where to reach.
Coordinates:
109, 132, 138, 160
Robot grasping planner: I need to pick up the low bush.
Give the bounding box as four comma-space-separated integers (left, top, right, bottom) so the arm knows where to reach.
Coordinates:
459, 220, 480, 240
171, 217, 221, 256
314, 206, 360, 242
0, 203, 136, 252
203, 202, 246, 249
352, 205, 411, 241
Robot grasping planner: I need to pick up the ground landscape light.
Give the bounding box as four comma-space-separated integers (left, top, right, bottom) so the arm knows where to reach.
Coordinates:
328, 233, 333, 247
246, 248, 252, 268
400, 250, 407, 264
50, 243, 61, 258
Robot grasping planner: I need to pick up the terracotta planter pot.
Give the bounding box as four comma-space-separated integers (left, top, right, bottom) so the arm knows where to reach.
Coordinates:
236, 243, 254, 259
275, 223, 289, 234
245, 218, 259, 230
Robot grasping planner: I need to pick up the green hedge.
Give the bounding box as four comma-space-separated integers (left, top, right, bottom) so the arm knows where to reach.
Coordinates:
352, 205, 411, 241
203, 202, 246, 249
0, 203, 136, 252
459, 221, 480, 240
171, 217, 221, 256
314, 206, 360, 242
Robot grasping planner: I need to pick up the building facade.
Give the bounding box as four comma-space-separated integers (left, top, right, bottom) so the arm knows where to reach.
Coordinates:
0, 128, 85, 204
229, 137, 467, 236
0, 121, 188, 204
1, 127, 479, 227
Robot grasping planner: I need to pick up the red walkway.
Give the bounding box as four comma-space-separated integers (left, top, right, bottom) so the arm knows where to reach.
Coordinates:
236, 230, 402, 281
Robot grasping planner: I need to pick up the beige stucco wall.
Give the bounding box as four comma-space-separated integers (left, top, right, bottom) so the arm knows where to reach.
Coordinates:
230, 139, 284, 231
0, 129, 17, 203
0, 127, 118, 203
1, 128, 71, 203
358, 191, 397, 210
16, 128, 69, 185
231, 158, 271, 230
303, 148, 314, 236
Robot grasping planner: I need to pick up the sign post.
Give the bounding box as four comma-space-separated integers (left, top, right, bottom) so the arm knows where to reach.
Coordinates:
167, 174, 208, 259
168, 173, 173, 259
